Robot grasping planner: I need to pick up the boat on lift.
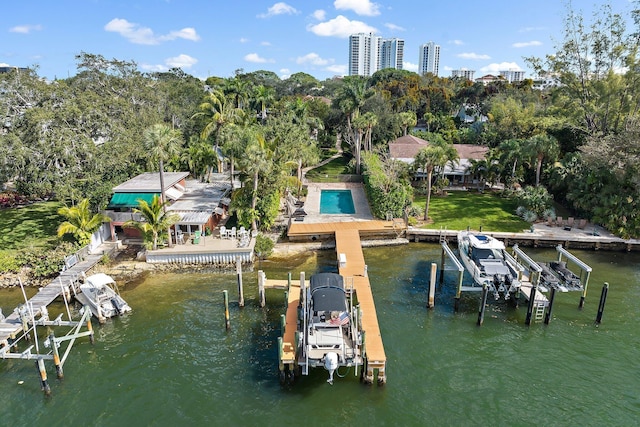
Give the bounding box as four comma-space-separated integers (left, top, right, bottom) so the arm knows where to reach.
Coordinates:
78, 273, 131, 322
548, 260, 583, 290
457, 230, 522, 299
297, 272, 363, 384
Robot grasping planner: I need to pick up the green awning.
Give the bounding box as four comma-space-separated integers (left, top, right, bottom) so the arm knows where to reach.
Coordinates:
107, 192, 159, 209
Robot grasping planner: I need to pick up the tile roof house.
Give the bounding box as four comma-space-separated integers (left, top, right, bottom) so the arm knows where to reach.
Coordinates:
388, 134, 489, 184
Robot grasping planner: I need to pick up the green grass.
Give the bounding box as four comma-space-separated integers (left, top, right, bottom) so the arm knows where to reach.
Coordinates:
305, 156, 350, 182
0, 201, 64, 250
413, 190, 531, 233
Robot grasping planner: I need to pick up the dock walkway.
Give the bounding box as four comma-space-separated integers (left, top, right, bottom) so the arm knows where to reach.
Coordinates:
0, 244, 115, 345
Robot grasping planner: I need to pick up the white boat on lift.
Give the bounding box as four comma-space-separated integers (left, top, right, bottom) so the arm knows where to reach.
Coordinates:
457, 230, 522, 300
297, 272, 363, 384
78, 273, 131, 322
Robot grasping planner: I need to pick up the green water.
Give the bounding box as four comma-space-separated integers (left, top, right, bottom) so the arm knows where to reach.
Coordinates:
1, 244, 639, 426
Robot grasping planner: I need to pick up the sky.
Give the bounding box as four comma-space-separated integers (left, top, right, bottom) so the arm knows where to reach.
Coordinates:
2, 0, 636, 81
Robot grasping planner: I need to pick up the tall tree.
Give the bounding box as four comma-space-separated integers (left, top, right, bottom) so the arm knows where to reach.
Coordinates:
124, 195, 180, 250
413, 145, 449, 221
253, 84, 275, 125
523, 133, 559, 186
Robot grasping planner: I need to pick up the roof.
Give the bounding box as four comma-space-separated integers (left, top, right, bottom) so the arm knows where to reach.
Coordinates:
388, 136, 489, 163
112, 172, 190, 193
107, 192, 157, 209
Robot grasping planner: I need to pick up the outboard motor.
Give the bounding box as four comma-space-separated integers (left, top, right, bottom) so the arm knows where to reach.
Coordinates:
324, 352, 339, 385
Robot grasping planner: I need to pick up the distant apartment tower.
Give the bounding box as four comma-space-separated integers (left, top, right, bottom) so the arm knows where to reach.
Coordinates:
499, 69, 526, 83
451, 69, 475, 80
349, 33, 381, 76
419, 42, 440, 76
380, 38, 404, 70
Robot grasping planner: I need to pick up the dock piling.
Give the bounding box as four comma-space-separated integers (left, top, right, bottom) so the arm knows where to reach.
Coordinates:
595, 282, 609, 324
258, 270, 265, 308
477, 284, 489, 326
525, 286, 537, 326
236, 257, 244, 308
50, 332, 63, 379
223, 290, 230, 330
544, 288, 557, 325
428, 263, 436, 309
36, 357, 51, 396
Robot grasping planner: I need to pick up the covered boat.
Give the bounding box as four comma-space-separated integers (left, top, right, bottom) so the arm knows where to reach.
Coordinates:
297, 272, 363, 384
78, 273, 131, 322
457, 231, 522, 299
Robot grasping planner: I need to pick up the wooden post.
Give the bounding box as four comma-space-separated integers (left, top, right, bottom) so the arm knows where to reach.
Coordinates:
544, 287, 556, 325
525, 286, 537, 326
236, 257, 244, 308
595, 282, 609, 324
439, 247, 446, 286
223, 290, 230, 330
86, 315, 95, 345
258, 270, 265, 308
454, 269, 464, 313
36, 357, 51, 396
477, 284, 488, 326
49, 333, 63, 379
428, 263, 436, 309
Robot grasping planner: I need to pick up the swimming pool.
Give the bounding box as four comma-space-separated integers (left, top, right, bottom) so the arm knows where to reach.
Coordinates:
319, 189, 356, 214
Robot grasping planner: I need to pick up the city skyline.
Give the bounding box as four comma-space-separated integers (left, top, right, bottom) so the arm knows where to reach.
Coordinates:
2, 0, 634, 81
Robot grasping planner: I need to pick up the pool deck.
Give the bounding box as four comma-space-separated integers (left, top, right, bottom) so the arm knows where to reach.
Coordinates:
303, 183, 373, 223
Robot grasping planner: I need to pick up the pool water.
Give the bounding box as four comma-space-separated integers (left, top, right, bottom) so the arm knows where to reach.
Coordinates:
319, 189, 355, 214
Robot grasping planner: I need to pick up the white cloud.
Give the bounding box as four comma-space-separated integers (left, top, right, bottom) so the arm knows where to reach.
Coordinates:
449, 39, 464, 45
443, 66, 453, 71
165, 54, 198, 68
261, 41, 271, 46
239, 37, 249, 43
307, 15, 377, 38
0, 62, 10, 67
457, 52, 491, 60
385, 23, 405, 32
104, 18, 200, 45
312, 9, 326, 20
403, 61, 418, 72
334, 0, 380, 16
280, 68, 291, 79
10, 24, 42, 34
512, 40, 542, 48
140, 54, 198, 72
296, 53, 330, 66
326, 64, 348, 75
258, 2, 299, 18
244, 53, 273, 63
479, 62, 523, 74
519, 26, 545, 33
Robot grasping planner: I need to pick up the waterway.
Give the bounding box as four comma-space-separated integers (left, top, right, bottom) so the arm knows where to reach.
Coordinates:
1, 243, 639, 426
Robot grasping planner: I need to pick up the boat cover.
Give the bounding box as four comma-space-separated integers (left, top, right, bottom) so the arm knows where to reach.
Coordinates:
310, 273, 347, 313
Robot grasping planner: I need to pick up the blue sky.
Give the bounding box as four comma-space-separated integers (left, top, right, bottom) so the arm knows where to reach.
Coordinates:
2, 0, 634, 81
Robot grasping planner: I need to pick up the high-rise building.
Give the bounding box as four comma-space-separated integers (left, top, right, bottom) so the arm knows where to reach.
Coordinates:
349, 33, 381, 76
499, 69, 526, 83
380, 38, 404, 71
419, 42, 440, 76
451, 69, 475, 80
349, 33, 404, 76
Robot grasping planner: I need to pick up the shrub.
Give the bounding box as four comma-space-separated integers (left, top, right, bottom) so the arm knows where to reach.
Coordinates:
254, 234, 274, 260
0, 251, 21, 273
515, 185, 552, 218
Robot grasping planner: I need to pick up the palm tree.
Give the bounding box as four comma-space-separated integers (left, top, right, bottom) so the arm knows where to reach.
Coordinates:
523, 133, 560, 186
57, 198, 111, 246
399, 111, 417, 136
124, 195, 180, 250
335, 76, 373, 174
253, 85, 275, 125
361, 111, 378, 151
466, 158, 489, 191
240, 132, 273, 231
192, 89, 244, 172
496, 138, 524, 187
143, 123, 182, 247
413, 145, 449, 221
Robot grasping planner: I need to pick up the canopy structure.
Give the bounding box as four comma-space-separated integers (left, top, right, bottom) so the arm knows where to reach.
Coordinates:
107, 192, 158, 209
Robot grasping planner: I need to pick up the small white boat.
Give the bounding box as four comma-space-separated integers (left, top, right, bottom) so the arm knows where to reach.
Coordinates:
457, 231, 522, 300
78, 273, 131, 322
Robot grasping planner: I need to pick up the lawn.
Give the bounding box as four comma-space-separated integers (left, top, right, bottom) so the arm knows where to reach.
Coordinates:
412, 190, 531, 233
0, 201, 64, 251
305, 155, 350, 182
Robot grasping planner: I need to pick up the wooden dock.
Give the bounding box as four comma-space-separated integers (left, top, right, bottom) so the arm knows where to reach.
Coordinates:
288, 219, 404, 242
335, 228, 386, 384
0, 245, 115, 346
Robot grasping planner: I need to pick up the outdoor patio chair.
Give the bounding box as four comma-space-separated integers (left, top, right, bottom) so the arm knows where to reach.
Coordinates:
220, 226, 227, 239
547, 217, 555, 227
556, 216, 564, 227
564, 217, 574, 231
230, 227, 237, 239
578, 218, 587, 229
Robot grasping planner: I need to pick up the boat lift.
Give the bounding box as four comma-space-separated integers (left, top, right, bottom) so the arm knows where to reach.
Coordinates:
439, 241, 465, 312
1, 281, 95, 396
554, 245, 592, 309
